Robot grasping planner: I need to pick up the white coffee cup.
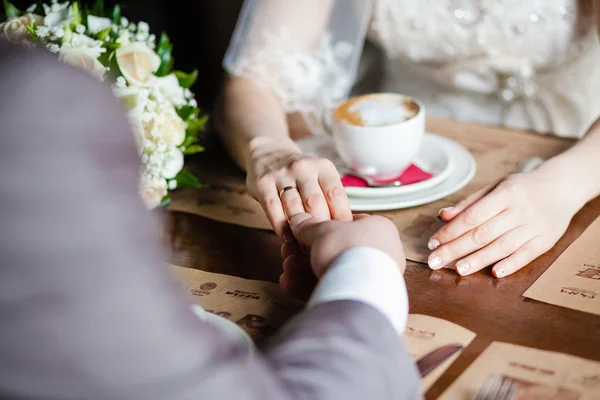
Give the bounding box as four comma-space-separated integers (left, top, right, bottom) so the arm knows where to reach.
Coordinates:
331, 93, 425, 180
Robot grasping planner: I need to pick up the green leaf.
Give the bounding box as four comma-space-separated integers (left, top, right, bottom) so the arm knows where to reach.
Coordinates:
176, 105, 197, 121
156, 32, 170, 54
104, 41, 121, 52
186, 114, 208, 134
180, 114, 207, 148
165, 57, 174, 75
180, 135, 197, 149
159, 193, 171, 208
155, 32, 173, 77
62, 25, 73, 43
183, 145, 204, 155
70, 2, 82, 27
111, 4, 121, 25
175, 168, 203, 189
25, 21, 37, 39
173, 69, 198, 89
91, 0, 104, 16
96, 26, 112, 42
3, 0, 20, 18
81, 8, 88, 29
105, 50, 123, 78
97, 48, 111, 65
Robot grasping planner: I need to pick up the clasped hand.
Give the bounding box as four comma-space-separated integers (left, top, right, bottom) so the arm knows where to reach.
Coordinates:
247, 139, 577, 281
246, 137, 352, 242
279, 212, 406, 299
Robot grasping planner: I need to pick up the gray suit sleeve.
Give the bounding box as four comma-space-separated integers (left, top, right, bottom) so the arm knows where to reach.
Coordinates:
0, 42, 421, 400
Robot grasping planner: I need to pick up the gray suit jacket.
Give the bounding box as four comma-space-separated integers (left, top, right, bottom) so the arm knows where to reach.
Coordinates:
0, 41, 421, 400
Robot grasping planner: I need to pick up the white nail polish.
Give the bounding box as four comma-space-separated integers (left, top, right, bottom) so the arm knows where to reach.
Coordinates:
496, 268, 506, 278
457, 262, 470, 275
428, 256, 442, 269
438, 207, 454, 216
428, 239, 440, 251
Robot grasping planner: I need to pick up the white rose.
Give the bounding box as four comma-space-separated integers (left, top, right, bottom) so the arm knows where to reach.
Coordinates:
139, 179, 167, 209
59, 48, 106, 79
0, 14, 44, 43
142, 106, 186, 147
162, 147, 184, 179
87, 15, 112, 34
116, 42, 161, 86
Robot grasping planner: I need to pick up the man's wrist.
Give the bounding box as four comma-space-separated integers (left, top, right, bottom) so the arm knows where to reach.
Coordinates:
308, 247, 409, 334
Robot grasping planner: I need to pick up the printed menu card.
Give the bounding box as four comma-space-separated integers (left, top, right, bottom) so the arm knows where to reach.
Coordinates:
524, 216, 600, 316
440, 342, 600, 399
404, 314, 475, 391
170, 265, 475, 391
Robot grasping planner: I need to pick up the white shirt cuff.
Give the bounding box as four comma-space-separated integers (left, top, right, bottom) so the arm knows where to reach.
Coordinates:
307, 247, 409, 334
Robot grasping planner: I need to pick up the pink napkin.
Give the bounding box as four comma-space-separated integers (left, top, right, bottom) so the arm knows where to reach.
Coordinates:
341, 164, 433, 187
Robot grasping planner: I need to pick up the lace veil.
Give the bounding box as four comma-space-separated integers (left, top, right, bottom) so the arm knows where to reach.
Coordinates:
223, 0, 372, 134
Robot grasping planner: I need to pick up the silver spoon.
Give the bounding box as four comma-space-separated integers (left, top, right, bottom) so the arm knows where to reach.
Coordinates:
362, 176, 402, 188
339, 167, 403, 188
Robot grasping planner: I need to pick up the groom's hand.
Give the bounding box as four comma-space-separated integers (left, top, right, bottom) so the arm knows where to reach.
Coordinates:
283, 213, 406, 281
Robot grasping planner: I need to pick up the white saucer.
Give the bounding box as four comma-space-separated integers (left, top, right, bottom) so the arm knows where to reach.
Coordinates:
347, 135, 476, 211
191, 305, 255, 356
296, 133, 453, 198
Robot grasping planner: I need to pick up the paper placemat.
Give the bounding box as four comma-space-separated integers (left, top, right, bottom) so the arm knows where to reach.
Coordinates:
171, 264, 303, 343
169, 120, 571, 263
404, 314, 476, 392
169, 152, 272, 230
171, 264, 475, 390
524, 216, 600, 316
440, 342, 600, 399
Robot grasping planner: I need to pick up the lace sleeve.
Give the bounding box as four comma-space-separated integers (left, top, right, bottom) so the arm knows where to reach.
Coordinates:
223, 0, 372, 134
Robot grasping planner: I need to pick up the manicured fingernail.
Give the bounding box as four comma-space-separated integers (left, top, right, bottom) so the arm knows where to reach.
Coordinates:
438, 207, 454, 216
495, 268, 506, 278
428, 239, 440, 251
428, 256, 443, 269
456, 262, 470, 276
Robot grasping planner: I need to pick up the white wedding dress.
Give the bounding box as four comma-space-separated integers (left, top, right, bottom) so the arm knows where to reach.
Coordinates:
223, 0, 600, 139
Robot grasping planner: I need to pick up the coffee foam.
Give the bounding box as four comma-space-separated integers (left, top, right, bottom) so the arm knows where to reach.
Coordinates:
335, 94, 419, 127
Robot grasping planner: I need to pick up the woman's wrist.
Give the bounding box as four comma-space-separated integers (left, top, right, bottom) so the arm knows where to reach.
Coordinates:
247, 136, 301, 160
534, 151, 600, 213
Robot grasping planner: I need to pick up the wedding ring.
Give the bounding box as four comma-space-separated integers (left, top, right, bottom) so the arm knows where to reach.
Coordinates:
279, 186, 298, 198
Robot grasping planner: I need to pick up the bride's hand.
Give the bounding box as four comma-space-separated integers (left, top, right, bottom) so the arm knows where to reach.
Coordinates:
246, 137, 352, 242
426, 171, 578, 278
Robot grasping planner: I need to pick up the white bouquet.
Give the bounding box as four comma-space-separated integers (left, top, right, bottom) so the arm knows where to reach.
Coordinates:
1, 0, 206, 208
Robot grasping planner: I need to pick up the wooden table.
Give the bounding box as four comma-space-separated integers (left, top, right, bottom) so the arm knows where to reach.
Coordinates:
166, 120, 600, 399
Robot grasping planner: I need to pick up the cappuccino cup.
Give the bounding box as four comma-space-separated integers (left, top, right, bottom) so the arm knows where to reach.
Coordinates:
331, 93, 425, 180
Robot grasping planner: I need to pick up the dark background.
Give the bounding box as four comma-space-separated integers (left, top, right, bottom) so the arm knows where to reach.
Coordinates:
8, 0, 245, 111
